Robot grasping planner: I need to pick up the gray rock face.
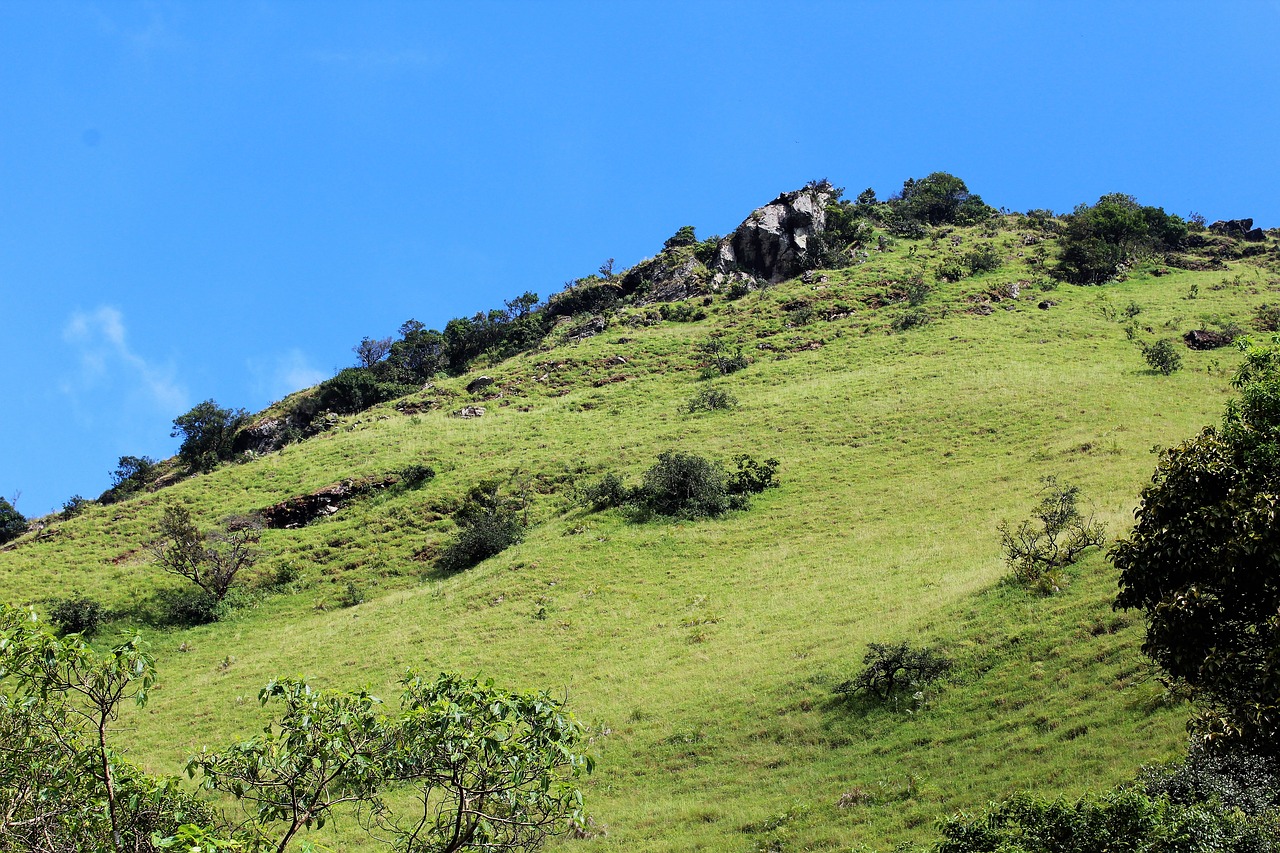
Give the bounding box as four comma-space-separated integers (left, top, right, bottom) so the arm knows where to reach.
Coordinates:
621, 253, 710, 305
715, 185, 834, 283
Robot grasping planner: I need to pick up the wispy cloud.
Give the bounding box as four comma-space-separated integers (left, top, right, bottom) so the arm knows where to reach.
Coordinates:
247, 348, 327, 403
61, 306, 187, 413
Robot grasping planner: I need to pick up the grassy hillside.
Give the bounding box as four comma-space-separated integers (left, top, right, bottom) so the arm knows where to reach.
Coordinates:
3, 213, 1278, 851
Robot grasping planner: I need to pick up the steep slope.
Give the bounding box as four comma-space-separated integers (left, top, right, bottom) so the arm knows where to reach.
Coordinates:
3, 206, 1279, 850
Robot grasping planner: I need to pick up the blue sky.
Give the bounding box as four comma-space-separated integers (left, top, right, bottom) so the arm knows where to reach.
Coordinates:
2, 1, 1278, 515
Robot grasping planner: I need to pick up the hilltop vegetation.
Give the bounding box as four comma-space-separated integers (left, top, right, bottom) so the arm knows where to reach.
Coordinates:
3, 173, 1280, 851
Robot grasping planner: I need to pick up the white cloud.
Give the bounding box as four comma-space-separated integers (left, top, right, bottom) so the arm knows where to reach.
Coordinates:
61, 306, 188, 413
247, 348, 327, 403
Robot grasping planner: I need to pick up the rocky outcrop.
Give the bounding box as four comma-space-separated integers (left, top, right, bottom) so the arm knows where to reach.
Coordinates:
714, 185, 834, 283
1210, 218, 1267, 242
261, 475, 397, 529
1184, 329, 1233, 350
465, 376, 494, 394
620, 253, 711, 304
451, 406, 486, 419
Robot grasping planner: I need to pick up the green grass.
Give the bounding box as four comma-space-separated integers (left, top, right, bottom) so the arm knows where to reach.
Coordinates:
3, 218, 1279, 850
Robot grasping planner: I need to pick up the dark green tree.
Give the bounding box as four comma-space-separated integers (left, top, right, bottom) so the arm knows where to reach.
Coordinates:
1055, 193, 1187, 284
890, 172, 994, 228
172, 400, 247, 472
1113, 338, 1280, 754
0, 496, 26, 545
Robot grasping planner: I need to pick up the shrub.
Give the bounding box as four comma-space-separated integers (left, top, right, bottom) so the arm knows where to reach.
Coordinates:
1140, 744, 1280, 816
998, 476, 1104, 590
697, 337, 748, 378
904, 275, 931, 306
1254, 303, 1280, 332
635, 451, 731, 519
438, 512, 525, 572
685, 387, 739, 413
48, 595, 108, 636
338, 580, 366, 607
150, 504, 260, 605
99, 455, 159, 504
660, 302, 707, 323
891, 308, 930, 332
727, 455, 779, 495
155, 587, 220, 626
1055, 193, 1187, 284
0, 496, 28, 544
836, 642, 952, 701
936, 258, 965, 282
398, 463, 436, 488
60, 495, 90, 520
581, 472, 630, 510
962, 243, 1002, 275
1142, 339, 1182, 375
664, 225, 698, 251
934, 788, 1278, 853
889, 172, 994, 229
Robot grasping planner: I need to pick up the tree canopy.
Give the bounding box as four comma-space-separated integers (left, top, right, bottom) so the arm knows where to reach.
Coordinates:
1112, 337, 1280, 754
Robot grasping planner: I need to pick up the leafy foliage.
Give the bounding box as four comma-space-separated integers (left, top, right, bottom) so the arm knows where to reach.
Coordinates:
48, 595, 109, 636
1113, 344, 1280, 753
836, 642, 952, 701
0, 496, 26, 545
963, 243, 1003, 275
439, 486, 526, 572
697, 336, 748, 378
684, 386, 739, 413
172, 400, 248, 473
60, 494, 90, 520
934, 788, 1277, 853
1054, 194, 1187, 284
998, 477, 1104, 591
636, 451, 732, 519
150, 505, 260, 608
0, 605, 219, 851
581, 472, 630, 510
727, 454, 780, 495
888, 172, 994, 232
189, 672, 591, 853
1142, 339, 1182, 375
99, 455, 158, 504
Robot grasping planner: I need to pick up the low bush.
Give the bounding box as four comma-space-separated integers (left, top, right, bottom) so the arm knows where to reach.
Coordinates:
635, 451, 730, 519
581, 472, 630, 510
1140, 744, 1280, 816
727, 455, 779, 495
438, 512, 525, 573
685, 387, 738, 413
48, 595, 108, 636
836, 642, 952, 701
904, 275, 931, 306
154, 587, 219, 627
998, 476, 1104, 591
892, 308, 930, 332
1254, 303, 1280, 332
962, 243, 1002, 275
936, 258, 965, 282
935, 788, 1278, 853
398, 463, 436, 488
697, 337, 748, 378
660, 302, 707, 323
338, 580, 366, 607
60, 495, 90, 520
1142, 338, 1182, 375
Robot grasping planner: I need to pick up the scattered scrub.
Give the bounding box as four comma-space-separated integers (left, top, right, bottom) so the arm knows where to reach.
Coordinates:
684, 386, 738, 413
962, 243, 1003, 275
1142, 339, 1182, 375
836, 642, 953, 702
48, 595, 109, 636
998, 476, 1104, 592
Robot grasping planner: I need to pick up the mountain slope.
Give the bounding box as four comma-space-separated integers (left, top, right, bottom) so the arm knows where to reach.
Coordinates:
3, 203, 1278, 850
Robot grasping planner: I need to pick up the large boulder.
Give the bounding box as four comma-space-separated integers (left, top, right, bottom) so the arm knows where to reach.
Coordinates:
1210, 218, 1267, 242
714, 185, 834, 283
